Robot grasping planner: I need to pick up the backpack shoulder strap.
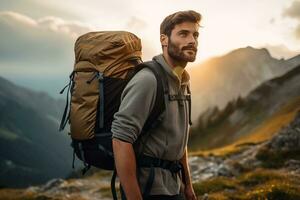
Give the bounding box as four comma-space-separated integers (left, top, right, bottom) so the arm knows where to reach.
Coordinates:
132, 60, 167, 199
135, 60, 167, 132
140, 60, 192, 126
134, 59, 193, 130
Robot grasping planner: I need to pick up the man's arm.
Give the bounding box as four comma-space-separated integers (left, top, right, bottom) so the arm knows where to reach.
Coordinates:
180, 147, 197, 200
112, 138, 142, 200
111, 69, 157, 199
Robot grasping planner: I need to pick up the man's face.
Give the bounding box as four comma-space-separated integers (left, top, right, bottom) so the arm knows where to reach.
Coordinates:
166, 22, 199, 62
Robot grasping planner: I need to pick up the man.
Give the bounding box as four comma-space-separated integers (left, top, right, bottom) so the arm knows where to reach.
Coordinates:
112, 10, 201, 200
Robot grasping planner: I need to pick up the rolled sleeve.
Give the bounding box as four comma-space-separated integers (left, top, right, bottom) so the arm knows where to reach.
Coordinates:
111, 68, 157, 143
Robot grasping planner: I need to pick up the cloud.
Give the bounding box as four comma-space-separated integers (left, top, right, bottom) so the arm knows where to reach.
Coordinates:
283, 0, 300, 40
124, 16, 158, 60
0, 0, 80, 20
36, 16, 94, 39
0, 11, 37, 26
283, 0, 300, 20
0, 11, 158, 75
0, 11, 93, 39
0, 11, 158, 98
126, 16, 147, 32
0, 11, 93, 75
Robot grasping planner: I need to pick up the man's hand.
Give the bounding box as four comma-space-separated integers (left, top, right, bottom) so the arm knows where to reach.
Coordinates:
180, 147, 198, 200
184, 184, 197, 200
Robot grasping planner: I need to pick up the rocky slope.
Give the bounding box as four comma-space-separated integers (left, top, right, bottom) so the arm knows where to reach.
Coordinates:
191, 110, 300, 199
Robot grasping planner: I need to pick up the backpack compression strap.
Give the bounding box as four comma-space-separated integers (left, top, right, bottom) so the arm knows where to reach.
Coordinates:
187, 84, 192, 125
59, 71, 75, 131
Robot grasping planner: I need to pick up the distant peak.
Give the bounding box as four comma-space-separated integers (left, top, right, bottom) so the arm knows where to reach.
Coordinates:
245, 46, 254, 49
242, 46, 270, 55
227, 46, 272, 59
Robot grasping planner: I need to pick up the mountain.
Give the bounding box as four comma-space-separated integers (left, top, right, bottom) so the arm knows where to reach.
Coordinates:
189, 64, 300, 151
0, 77, 73, 188
188, 46, 300, 121
0, 76, 64, 121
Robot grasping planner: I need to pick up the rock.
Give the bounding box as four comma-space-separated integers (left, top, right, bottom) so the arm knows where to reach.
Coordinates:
201, 193, 209, 200
285, 159, 300, 172
266, 111, 300, 151
40, 179, 65, 192
190, 155, 236, 182
215, 164, 233, 177
24, 176, 111, 200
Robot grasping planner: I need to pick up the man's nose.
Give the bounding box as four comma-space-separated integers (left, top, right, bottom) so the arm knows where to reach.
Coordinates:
187, 34, 197, 45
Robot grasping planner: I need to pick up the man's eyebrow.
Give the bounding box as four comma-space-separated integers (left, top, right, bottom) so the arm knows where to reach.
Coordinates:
178, 30, 199, 34
178, 30, 190, 33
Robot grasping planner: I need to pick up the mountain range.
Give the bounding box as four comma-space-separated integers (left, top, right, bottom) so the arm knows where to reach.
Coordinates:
188, 46, 300, 120
0, 77, 73, 188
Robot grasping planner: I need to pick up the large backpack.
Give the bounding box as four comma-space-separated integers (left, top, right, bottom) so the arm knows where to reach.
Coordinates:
59, 31, 192, 199
59, 31, 166, 171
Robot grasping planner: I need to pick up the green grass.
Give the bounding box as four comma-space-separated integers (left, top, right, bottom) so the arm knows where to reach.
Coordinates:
194, 168, 300, 200
244, 181, 300, 200
237, 168, 283, 187
193, 176, 238, 195
256, 147, 300, 168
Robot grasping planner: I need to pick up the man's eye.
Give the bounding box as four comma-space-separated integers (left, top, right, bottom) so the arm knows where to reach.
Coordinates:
179, 32, 187, 37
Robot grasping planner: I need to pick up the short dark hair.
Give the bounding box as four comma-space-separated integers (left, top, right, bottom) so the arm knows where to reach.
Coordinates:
160, 10, 202, 37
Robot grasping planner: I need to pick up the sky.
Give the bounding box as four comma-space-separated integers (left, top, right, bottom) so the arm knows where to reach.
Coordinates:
0, 0, 300, 97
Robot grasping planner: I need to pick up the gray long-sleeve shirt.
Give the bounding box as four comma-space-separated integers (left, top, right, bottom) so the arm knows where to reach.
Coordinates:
111, 54, 190, 195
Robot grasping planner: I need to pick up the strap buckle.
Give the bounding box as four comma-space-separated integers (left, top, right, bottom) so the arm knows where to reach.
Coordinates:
169, 161, 182, 173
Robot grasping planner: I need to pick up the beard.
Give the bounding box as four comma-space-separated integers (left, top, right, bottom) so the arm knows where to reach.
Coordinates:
167, 39, 197, 62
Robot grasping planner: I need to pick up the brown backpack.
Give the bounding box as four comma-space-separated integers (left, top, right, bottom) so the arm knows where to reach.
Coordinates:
59, 31, 166, 171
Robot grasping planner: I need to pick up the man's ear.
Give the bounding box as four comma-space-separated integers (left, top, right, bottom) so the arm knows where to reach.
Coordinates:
160, 34, 168, 47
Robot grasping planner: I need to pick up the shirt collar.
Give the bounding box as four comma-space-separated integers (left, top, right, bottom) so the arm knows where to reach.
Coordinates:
153, 54, 190, 86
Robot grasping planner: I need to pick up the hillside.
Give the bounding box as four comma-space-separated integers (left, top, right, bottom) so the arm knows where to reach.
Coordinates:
0, 77, 73, 188
189, 64, 300, 151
